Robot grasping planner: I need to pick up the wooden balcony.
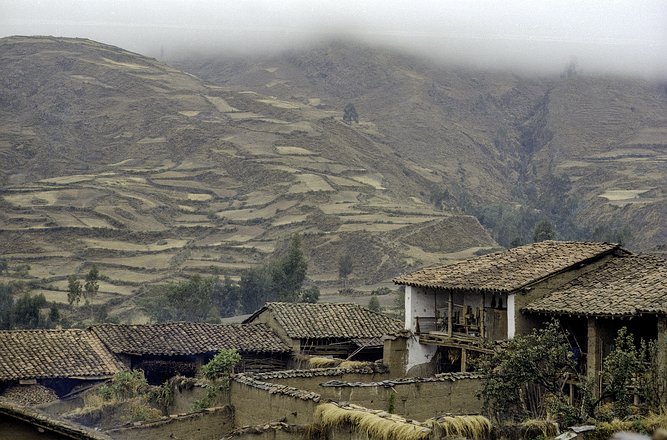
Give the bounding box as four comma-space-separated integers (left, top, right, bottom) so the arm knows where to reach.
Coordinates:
415, 316, 494, 355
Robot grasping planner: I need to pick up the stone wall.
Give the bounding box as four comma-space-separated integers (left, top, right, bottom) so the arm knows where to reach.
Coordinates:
230, 378, 320, 426
105, 406, 234, 440
317, 373, 483, 419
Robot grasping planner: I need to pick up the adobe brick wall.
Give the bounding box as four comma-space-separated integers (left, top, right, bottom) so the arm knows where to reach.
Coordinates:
230, 380, 318, 426
105, 406, 233, 440
318, 377, 483, 419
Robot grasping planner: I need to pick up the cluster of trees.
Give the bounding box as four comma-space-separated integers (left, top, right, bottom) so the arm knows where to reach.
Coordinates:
0, 282, 60, 329
141, 235, 319, 322
479, 322, 667, 427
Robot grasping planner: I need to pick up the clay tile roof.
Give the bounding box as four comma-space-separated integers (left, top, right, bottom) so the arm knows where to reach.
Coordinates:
524, 255, 667, 316
90, 322, 291, 356
0, 329, 123, 381
393, 241, 621, 293
244, 302, 403, 339
0, 398, 113, 440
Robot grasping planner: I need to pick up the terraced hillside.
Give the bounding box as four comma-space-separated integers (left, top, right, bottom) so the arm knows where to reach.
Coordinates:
0, 36, 497, 320
176, 42, 667, 250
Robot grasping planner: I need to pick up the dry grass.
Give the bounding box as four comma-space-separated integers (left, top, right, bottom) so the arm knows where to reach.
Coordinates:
308, 357, 340, 368
338, 360, 371, 369
315, 403, 430, 440
519, 419, 558, 438
427, 415, 491, 440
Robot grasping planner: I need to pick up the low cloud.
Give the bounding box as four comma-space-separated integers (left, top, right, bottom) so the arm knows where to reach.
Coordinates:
2, 0, 666, 78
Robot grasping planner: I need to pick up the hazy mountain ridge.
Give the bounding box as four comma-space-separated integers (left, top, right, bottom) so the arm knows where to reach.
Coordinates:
174, 42, 667, 250
0, 36, 497, 321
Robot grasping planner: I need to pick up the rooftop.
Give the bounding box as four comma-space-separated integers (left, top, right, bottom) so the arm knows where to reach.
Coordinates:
394, 241, 622, 293
0, 329, 123, 381
90, 322, 291, 356
523, 255, 667, 316
0, 398, 112, 440
244, 302, 403, 339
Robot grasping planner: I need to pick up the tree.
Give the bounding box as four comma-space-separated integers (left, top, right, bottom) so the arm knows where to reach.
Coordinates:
12, 292, 47, 329
271, 234, 308, 302
338, 253, 353, 288
67, 275, 83, 306
0, 284, 14, 329
83, 265, 100, 319
368, 295, 381, 313
211, 276, 240, 317
343, 103, 359, 123
602, 328, 644, 418
239, 266, 274, 314
479, 321, 576, 422
533, 219, 556, 242
300, 285, 320, 303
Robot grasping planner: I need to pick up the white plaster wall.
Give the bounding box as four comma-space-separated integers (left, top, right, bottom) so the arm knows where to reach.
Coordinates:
507, 294, 515, 339
405, 286, 432, 332
406, 333, 437, 372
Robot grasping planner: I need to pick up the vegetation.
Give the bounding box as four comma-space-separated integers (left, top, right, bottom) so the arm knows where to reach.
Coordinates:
201, 348, 242, 381
97, 370, 150, 402
0, 283, 61, 329
315, 403, 430, 440
239, 234, 311, 313
140, 275, 226, 322
342, 103, 359, 123
193, 348, 240, 410
427, 415, 492, 440
479, 321, 577, 423
368, 295, 381, 312
338, 253, 354, 288
533, 219, 556, 242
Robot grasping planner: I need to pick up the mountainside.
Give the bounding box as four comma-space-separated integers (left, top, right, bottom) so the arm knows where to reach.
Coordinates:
174, 42, 667, 250
0, 36, 496, 321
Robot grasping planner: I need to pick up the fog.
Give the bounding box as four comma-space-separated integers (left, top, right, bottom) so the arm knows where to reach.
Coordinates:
2, 0, 666, 78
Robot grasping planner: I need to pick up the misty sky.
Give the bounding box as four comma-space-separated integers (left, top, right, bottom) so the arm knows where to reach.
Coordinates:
2, 0, 666, 78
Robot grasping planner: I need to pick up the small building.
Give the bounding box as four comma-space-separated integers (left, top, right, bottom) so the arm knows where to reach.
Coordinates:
524, 254, 667, 390
0, 398, 112, 440
244, 302, 403, 360
0, 329, 124, 398
392, 241, 627, 375
90, 322, 291, 384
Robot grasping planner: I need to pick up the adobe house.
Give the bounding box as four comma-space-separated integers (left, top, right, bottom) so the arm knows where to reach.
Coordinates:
0, 329, 124, 398
90, 322, 291, 384
0, 398, 112, 440
524, 254, 667, 393
391, 241, 627, 375
244, 302, 403, 361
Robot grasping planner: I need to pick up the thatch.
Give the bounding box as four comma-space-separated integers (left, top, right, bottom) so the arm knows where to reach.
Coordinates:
315, 403, 431, 440
427, 415, 492, 440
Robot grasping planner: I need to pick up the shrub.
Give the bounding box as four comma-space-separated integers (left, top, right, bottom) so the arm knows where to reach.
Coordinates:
201, 349, 241, 381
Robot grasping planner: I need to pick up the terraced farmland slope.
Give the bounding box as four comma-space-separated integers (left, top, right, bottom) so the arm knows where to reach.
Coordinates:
176, 42, 667, 251
0, 36, 497, 320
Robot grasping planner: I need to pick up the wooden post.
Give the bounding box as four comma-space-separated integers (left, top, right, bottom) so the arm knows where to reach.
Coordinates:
447, 291, 453, 337
480, 292, 486, 338
460, 348, 467, 372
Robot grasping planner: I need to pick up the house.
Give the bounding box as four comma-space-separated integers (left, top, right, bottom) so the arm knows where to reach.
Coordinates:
523, 254, 667, 389
0, 329, 124, 398
392, 241, 627, 375
0, 398, 112, 440
243, 302, 404, 360
90, 322, 291, 384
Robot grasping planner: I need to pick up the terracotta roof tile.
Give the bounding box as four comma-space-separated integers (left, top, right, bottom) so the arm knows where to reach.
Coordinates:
393, 241, 621, 293
245, 302, 403, 339
524, 255, 667, 316
90, 322, 290, 355
0, 329, 123, 381
0, 398, 113, 439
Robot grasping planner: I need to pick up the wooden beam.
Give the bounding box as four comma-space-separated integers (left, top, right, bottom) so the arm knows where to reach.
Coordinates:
448, 291, 453, 337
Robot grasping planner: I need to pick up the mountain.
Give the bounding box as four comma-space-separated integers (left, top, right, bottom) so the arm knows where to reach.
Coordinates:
0, 36, 496, 321
174, 42, 667, 251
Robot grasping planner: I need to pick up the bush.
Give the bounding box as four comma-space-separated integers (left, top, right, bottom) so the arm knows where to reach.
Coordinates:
201, 349, 241, 381
98, 370, 149, 402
